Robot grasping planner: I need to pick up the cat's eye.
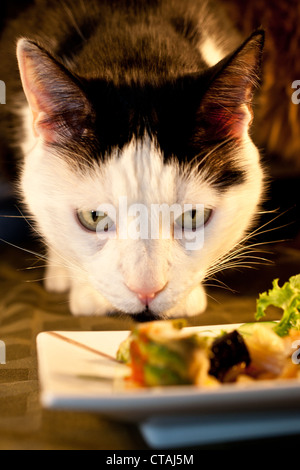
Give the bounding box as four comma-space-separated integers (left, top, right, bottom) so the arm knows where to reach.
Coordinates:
77, 210, 115, 232
175, 208, 212, 231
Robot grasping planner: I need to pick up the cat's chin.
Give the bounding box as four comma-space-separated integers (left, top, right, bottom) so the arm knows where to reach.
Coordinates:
68, 283, 207, 319
132, 286, 208, 321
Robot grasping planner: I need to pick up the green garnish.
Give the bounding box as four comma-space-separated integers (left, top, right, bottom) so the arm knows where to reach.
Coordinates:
255, 274, 300, 337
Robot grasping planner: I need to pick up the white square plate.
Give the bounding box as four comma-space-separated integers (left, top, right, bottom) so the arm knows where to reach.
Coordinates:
37, 324, 300, 448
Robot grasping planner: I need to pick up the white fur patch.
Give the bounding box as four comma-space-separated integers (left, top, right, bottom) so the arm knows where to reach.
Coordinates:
200, 37, 225, 66
18, 105, 38, 156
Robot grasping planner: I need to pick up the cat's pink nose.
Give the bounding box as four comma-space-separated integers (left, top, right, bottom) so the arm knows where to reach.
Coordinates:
137, 292, 157, 306
127, 284, 167, 305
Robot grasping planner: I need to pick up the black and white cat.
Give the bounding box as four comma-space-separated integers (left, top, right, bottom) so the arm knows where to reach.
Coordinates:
0, 0, 264, 319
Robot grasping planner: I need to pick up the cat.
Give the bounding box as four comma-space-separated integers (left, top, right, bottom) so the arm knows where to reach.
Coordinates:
0, 0, 264, 320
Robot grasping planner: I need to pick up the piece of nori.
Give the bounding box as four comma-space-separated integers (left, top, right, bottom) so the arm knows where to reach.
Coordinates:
209, 330, 251, 381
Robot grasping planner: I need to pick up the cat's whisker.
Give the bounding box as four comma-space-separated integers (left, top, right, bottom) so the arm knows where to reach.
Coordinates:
215, 249, 272, 266
18, 265, 49, 271
206, 249, 272, 276
203, 210, 290, 282
45, 258, 87, 281
206, 248, 272, 275
14, 207, 87, 278
0, 214, 35, 219
24, 273, 84, 284
19, 263, 83, 280
203, 290, 221, 304
203, 282, 236, 293
0, 237, 48, 261
0, 227, 84, 287
237, 208, 294, 245
203, 275, 237, 293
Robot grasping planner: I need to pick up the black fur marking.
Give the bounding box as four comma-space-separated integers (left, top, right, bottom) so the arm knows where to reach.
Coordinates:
55, 19, 98, 61
49, 73, 247, 191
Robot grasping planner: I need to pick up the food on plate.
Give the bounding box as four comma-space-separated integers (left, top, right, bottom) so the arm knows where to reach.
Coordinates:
209, 329, 251, 381
117, 274, 300, 388
117, 320, 216, 387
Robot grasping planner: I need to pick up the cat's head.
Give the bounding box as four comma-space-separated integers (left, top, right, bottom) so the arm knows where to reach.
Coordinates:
16, 31, 265, 319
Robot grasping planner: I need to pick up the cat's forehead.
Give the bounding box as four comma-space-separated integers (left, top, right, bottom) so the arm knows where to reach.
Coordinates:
69, 133, 218, 211
102, 134, 178, 206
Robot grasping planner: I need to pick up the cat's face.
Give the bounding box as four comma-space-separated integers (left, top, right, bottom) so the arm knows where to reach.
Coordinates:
17, 33, 264, 318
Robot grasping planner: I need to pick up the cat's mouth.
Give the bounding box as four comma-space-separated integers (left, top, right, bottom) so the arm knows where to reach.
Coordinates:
133, 307, 162, 323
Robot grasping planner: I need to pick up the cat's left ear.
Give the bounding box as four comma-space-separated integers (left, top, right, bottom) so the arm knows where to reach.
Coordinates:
17, 38, 92, 143
198, 30, 265, 142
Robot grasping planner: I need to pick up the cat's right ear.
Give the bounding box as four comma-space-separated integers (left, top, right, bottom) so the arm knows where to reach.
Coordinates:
17, 38, 92, 144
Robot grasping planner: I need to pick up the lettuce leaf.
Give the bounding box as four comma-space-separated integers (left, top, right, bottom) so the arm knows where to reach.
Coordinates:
255, 274, 300, 337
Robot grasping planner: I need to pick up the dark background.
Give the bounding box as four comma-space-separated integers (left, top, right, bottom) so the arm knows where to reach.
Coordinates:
0, 1, 33, 243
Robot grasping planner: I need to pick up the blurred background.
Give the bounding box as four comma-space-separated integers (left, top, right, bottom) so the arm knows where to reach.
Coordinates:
223, 0, 300, 251
0, 0, 33, 244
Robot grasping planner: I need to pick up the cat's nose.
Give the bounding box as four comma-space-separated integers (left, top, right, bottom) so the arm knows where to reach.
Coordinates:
137, 292, 157, 306
127, 283, 167, 305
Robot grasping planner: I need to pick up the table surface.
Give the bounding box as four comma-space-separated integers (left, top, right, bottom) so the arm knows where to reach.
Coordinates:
0, 239, 299, 450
